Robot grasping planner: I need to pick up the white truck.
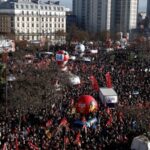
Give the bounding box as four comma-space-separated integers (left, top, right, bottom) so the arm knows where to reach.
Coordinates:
99, 88, 118, 107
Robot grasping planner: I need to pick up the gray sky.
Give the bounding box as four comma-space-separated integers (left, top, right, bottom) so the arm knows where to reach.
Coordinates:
59, 0, 147, 12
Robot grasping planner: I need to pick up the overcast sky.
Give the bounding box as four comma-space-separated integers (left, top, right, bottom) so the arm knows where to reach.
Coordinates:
59, 0, 147, 12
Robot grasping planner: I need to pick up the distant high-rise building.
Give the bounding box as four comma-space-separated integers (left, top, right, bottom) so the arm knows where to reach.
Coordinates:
112, 0, 138, 33
147, 0, 150, 17
73, 0, 138, 34
73, 0, 112, 33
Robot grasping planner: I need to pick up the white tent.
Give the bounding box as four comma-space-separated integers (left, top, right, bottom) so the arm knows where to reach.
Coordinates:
68, 73, 81, 85
82, 57, 91, 62
69, 55, 76, 60
89, 49, 98, 54
131, 135, 150, 150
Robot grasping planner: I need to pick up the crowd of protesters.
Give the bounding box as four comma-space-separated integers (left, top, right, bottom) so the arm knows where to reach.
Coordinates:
0, 43, 150, 150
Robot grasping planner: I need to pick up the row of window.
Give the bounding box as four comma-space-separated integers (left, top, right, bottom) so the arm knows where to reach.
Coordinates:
16, 17, 64, 22
15, 4, 64, 11
17, 23, 64, 28
21, 11, 65, 16
15, 29, 64, 34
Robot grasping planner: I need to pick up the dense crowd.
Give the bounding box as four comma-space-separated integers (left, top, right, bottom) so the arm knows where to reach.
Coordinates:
0, 44, 150, 150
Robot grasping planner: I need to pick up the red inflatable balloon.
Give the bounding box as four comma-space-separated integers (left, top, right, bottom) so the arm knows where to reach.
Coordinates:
56, 50, 69, 66
76, 95, 98, 114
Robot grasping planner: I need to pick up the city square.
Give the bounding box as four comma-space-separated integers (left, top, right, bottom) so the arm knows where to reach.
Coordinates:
0, 0, 150, 150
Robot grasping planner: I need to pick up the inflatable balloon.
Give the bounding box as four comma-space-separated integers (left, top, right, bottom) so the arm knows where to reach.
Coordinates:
56, 50, 69, 71
75, 44, 85, 53
76, 95, 98, 114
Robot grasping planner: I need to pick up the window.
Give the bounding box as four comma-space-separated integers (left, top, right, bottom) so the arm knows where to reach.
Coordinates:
32, 24, 34, 27
36, 24, 38, 27
46, 24, 48, 27
42, 18, 44, 21
17, 23, 19, 27
16, 4, 18, 8
41, 6, 43, 9
45, 6, 47, 9
36, 18, 38, 21
17, 17, 19, 21
32, 12, 34, 15
21, 5, 23, 9
27, 11, 29, 15
22, 17, 24, 21
26, 5, 28, 9
11, 22, 13, 27
22, 11, 24, 15
62, 24, 64, 28
27, 24, 29, 27
27, 17, 29, 21
31, 5, 33, 9
32, 18, 34, 21
11, 17, 14, 21
22, 23, 24, 27
35, 5, 38, 9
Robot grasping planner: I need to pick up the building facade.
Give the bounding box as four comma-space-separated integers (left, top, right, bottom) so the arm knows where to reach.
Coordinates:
147, 0, 150, 17
73, 0, 112, 33
0, 0, 66, 41
73, 0, 138, 34
66, 10, 76, 32
112, 0, 138, 33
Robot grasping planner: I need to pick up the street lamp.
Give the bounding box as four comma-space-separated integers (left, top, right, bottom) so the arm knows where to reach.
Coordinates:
5, 74, 16, 114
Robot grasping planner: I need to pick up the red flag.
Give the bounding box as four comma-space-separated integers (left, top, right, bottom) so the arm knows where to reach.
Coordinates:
75, 132, 81, 146
46, 119, 52, 127
70, 99, 74, 106
26, 127, 31, 135
106, 115, 113, 127
28, 141, 39, 150
105, 72, 112, 88
105, 107, 111, 115
3, 143, 8, 150
15, 138, 19, 150
89, 75, 99, 92
82, 64, 87, 72
59, 117, 68, 126
64, 136, 69, 145
99, 65, 104, 72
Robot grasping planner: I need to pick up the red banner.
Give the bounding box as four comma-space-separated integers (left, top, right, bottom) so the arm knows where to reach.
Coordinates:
89, 75, 99, 92
105, 72, 112, 88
